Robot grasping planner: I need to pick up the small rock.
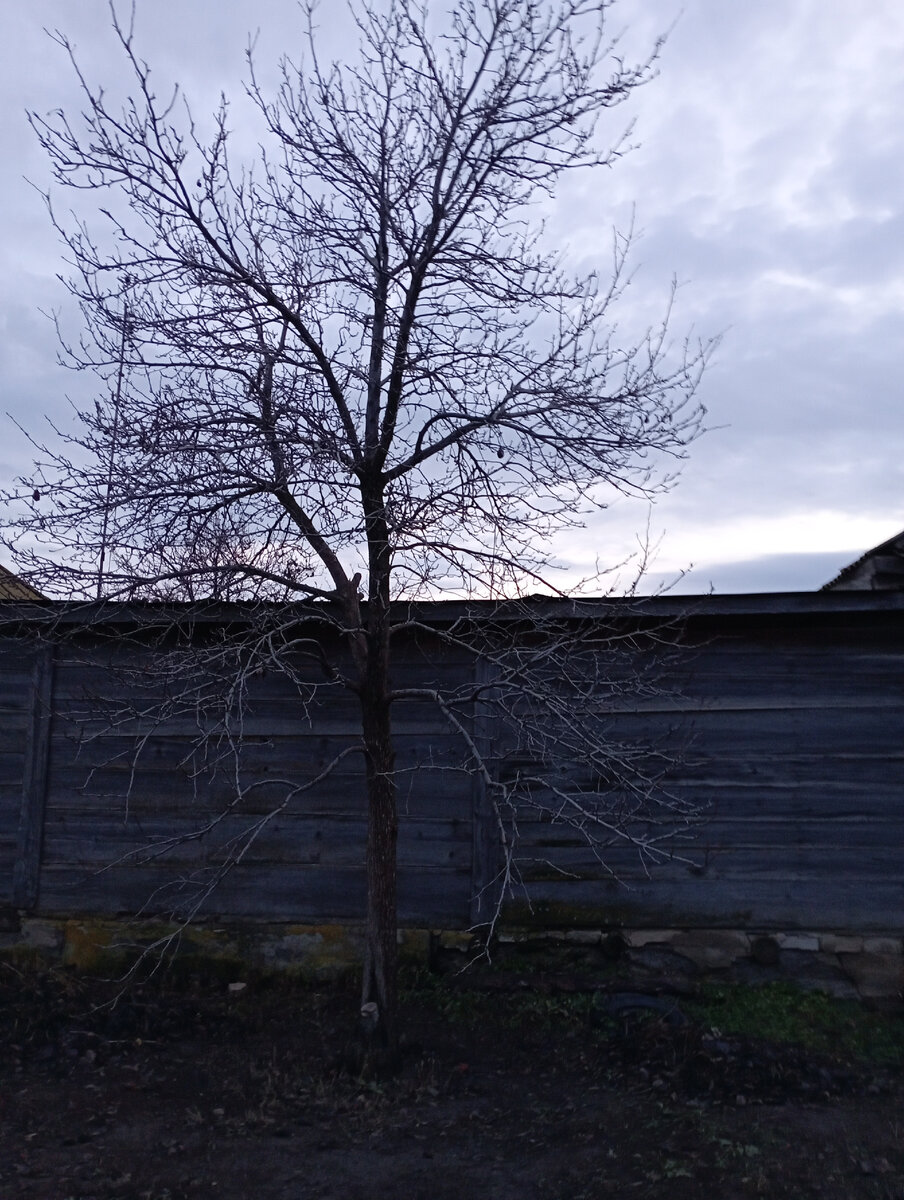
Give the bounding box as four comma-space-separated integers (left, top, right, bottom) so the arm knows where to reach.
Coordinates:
702, 1038, 732, 1057
227, 982, 247, 994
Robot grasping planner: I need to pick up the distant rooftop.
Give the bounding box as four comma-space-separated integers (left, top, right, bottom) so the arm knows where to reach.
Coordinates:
0, 563, 46, 601
823, 529, 904, 591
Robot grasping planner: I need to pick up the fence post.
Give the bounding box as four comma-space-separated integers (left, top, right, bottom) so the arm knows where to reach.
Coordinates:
470, 654, 500, 927
13, 645, 54, 910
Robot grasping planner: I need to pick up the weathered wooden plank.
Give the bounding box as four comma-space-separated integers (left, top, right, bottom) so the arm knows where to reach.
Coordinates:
41, 813, 472, 870
512, 841, 904, 879
642, 703, 904, 730
679, 673, 904, 706
667, 784, 904, 820
515, 819, 904, 855
684, 641, 904, 667
42, 858, 904, 931
36, 862, 471, 925
0, 723, 32, 753
669, 757, 904, 784
47, 663, 475, 708
12, 647, 54, 909
51, 709, 461, 739
518, 797, 900, 835
0, 644, 39, 673
518, 790, 904, 823
514, 710, 904, 757
42, 731, 475, 824
44, 785, 472, 824
45, 730, 470, 770
541, 691, 904, 717
470, 657, 501, 925
0, 753, 27, 781
701, 816, 904, 845
517, 790, 904, 829
48, 652, 472, 690
42, 743, 469, 786
501, 877, 904, 932
485, 661, 904, 715
701, 646, 904, 678
0, 644, 28, 900
682, 695, 904, 713
492, 733, 904, 780
43, 753, 474, 820
47, 637, 474, 670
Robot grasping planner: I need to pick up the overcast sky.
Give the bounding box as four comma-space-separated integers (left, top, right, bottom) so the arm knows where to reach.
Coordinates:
1, 0, 902, 595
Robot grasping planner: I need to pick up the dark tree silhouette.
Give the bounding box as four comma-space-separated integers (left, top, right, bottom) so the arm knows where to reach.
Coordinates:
3, 0, 710, 1053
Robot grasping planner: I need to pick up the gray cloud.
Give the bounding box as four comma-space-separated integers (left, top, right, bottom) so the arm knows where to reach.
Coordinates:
1, 0, 902, 592
645, 549, 863, 596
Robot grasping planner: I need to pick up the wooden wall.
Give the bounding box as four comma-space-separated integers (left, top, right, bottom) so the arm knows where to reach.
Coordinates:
510, 602, 904, 931
0, 645, 35, 905
30, 623, 477, 927
2, 644, 52, 909
2, 594, 903, 934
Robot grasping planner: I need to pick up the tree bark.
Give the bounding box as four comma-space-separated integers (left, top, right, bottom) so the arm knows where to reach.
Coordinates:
359, 675, 398, 1055
358, 480, 399, 1055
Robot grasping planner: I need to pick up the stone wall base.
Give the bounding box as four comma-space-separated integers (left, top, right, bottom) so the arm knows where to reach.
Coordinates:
488, 927, 904, 1003
2, 913, 902, 1003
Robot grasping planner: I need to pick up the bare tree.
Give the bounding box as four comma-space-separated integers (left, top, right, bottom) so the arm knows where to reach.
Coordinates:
3, 0, 710, 1052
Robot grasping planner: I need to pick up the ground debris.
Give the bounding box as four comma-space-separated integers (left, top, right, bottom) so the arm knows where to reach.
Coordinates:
1, 962, 903, 1200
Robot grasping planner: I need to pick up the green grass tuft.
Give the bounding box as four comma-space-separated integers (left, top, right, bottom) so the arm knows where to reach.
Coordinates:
687, 981, 904, 1065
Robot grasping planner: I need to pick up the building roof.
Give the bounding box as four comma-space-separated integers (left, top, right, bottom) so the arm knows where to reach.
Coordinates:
0, 563, 46, 600
822, 529, 904, 591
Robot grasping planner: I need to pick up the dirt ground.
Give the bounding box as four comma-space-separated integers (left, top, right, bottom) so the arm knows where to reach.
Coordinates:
2, 959, 904, 1200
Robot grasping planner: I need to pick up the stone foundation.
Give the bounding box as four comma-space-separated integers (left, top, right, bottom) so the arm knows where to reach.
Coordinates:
2, 912, 902, 1002
489, 927, 904, 1002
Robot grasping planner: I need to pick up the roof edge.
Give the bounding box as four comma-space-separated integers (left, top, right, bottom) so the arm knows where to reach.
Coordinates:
1, 590, 903, 629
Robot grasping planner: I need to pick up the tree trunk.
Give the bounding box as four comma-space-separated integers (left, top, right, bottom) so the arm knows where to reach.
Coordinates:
358, 480, 398, 1058
359, 679, 399, 1057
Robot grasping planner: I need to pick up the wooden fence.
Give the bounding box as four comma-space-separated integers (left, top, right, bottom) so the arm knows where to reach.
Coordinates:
2, 592, 903, 935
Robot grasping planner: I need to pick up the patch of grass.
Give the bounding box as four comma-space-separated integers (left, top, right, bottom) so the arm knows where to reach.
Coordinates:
687, 981, 904, 1065
407, 967, 904, 1070
399, 965, 598, 1030
505, 990, 599, 1028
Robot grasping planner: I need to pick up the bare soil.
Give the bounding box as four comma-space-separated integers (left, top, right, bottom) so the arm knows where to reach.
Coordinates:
2, 961, 903, 1200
